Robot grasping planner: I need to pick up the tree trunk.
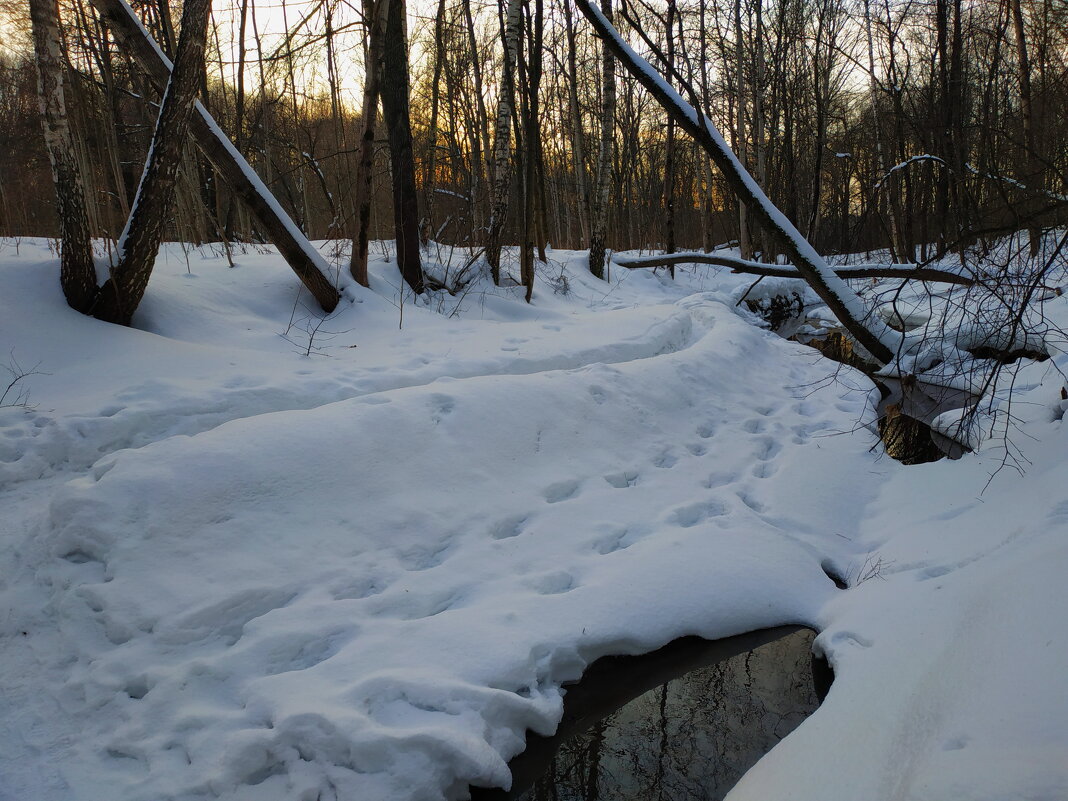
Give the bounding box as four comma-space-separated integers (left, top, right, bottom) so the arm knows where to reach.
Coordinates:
29, 0, 97, 313
521, 0, 544, 302
734, 0, 752, 260
380, 0, 425, 294
1010, 0, 1042, 256
91, 0, 212, 325
563, 0, 590, 244
588, 0, 615, 280
486, 0, 523, 284
663, 0, 677, 267
89, 0, 340, 312
350, 0, 389, 287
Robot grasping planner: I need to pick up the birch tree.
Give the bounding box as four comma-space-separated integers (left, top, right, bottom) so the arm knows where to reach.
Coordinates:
28, 0, 96, 313
485, 0, 523, 284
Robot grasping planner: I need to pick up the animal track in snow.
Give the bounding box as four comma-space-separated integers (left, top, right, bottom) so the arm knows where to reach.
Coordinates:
156, 588, 297, 646
542, 480, 581, 503
737, 491, 765, 513
399, 540, 453, 571
603, 471, 639, 489
526, 571, 576, 595
428, 394, 456, 423
696, 423, 717, 439
704, 471, 737, 489
331, 576, 389, 600
917, 564, 953, 581
754, 436, 782, 461
653, 450, 678, 469
741, 418, 767, 434
489, 514, 530, 540
752, 461, 778, 479
686, 442, 707, 456
669, 501, 727, 528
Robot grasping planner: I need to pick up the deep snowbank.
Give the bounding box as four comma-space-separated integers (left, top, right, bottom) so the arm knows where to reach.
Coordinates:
0, 239, 1065, 800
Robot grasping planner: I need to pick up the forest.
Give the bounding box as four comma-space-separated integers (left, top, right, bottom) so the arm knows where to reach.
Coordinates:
2, 1, 1068, 800
3, 0, 1065, 280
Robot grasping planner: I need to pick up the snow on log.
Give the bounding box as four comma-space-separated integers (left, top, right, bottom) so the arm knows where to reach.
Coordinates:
615, 252, 975, 286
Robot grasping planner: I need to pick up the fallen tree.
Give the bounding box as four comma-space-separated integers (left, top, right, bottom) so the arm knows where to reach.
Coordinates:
89, 0, 341, 313
615, 251, 976, 286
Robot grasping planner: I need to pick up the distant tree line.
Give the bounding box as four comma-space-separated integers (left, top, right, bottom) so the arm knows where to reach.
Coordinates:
2, 0, 1066, 274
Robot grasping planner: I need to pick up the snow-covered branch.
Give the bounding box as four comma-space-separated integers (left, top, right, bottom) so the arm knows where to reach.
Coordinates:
615, 252, 975, 285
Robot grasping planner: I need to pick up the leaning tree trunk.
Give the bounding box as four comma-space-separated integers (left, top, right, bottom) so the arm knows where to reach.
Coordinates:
350, 0, 389, 287
29, 0, 96, 313
380, 0, 425, 294
485, 0, 523, 284
91, 0, 212, 325
89, 0, 340, 312
588, 0, 615, 280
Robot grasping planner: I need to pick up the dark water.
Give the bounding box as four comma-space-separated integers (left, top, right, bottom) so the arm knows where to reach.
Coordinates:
470, 627, 823, 801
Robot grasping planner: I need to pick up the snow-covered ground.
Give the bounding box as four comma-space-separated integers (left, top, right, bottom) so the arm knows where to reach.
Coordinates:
0, 238, 1065, 801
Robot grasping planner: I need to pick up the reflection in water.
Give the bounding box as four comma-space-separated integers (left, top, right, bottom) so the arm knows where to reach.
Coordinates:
519, 629, 819, 801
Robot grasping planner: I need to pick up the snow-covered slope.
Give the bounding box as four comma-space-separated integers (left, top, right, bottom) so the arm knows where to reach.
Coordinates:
0, 238, 1064, 801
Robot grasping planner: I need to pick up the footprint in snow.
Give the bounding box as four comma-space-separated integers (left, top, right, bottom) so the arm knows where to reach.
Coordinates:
543, 479, 581, 503
653, 450, 678, 469
526, 571, 576, 595
489, 514, 529, 540
741, 418, 767, 434
429, 394, 456, 423
603, 471, 639, 489
669, 501, 728, 528
752, 461, 778, 479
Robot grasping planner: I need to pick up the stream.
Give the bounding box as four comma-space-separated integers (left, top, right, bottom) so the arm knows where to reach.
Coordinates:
470, 626, 825, 800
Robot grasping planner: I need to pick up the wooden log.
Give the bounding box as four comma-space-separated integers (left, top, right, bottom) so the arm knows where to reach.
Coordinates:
615, 252, 974, 286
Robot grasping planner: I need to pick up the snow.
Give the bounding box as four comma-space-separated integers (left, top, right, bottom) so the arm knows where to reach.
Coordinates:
1, 236, 1067, 801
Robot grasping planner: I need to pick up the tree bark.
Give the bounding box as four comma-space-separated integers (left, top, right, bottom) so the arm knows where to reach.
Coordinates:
380, 0, 425, 294
588, 0, 615, 280
29, 0, 97, 313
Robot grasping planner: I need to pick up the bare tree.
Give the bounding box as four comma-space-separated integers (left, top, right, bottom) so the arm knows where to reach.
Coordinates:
587, 0, 615, 280
485, 0, 523, 284
380, 0, 425, 294
350, 0, 388, 287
